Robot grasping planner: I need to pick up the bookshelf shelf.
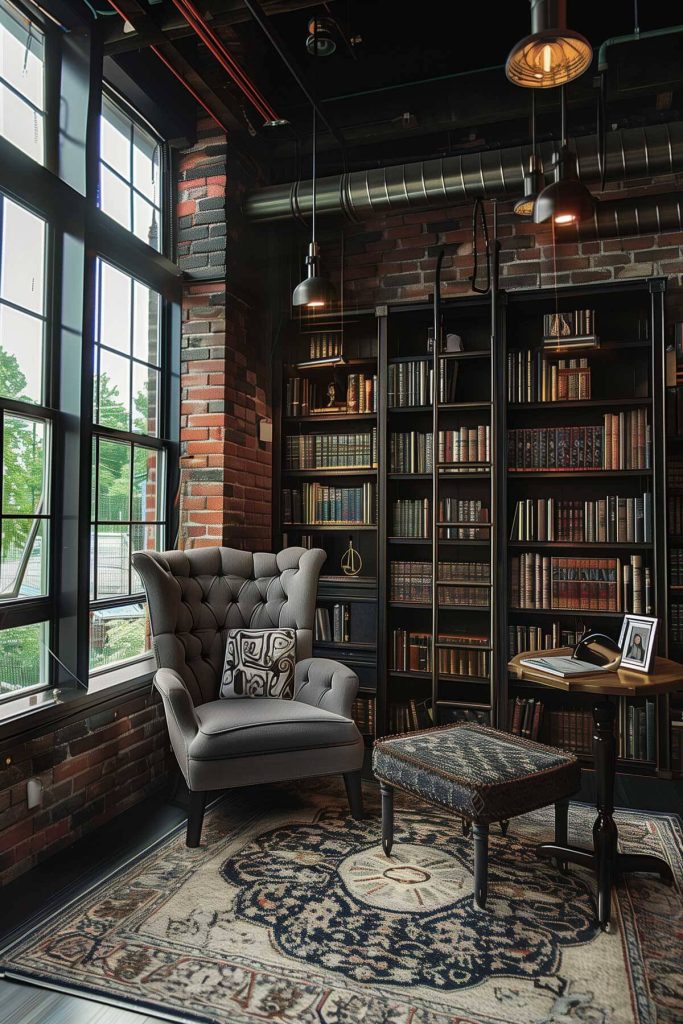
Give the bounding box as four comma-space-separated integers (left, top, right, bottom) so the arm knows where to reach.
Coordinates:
509, 607, 625, 618
389, 602, 490, 611
508, 469, 653, 479
508, 397, 651, 412
508, 541, 653, 550
388, 537, 490, 547
389, 670, 490, 684
284, 524, 377, 532
284, 413, 377, 424
282, 468, 378, 477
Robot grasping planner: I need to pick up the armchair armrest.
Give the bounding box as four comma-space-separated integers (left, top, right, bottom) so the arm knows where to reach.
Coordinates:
154, 668, 199, 782
294, 657, 359, 719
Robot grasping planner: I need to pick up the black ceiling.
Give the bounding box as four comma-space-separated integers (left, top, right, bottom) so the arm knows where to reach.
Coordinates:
101, 0, 683, 176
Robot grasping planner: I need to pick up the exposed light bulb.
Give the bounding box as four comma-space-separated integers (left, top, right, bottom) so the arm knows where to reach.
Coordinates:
542, 44, 552, 73
554, 213, 576, 224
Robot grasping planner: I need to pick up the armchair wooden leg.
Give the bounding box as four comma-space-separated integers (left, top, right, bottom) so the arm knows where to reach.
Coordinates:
187, 790, 207, 848
343, 771, 364, 820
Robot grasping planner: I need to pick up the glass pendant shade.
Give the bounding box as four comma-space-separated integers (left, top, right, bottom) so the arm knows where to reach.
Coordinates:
292, 242, 336, 308
506, 29, 592, 88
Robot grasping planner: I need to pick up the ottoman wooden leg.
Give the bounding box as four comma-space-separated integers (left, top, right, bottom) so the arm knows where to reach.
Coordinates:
473, 823, 489, 910
554, 798, 569, 873
380, 783, 394, 856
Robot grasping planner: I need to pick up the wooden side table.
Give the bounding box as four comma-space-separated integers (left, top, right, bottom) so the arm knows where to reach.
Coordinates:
508, 647, 681, 930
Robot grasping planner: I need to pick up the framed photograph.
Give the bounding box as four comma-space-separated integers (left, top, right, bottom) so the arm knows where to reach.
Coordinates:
618, 615, 658, 673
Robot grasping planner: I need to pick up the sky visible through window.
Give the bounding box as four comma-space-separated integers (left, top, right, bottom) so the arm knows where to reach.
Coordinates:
0, 0, 44, 164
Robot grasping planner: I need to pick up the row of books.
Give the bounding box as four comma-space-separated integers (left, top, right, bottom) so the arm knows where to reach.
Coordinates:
620, 699, 656, 761
314, 604, 350, 643
510, 553, 651, 613
390, 431, 433, 473
438, 427, 490, 465
670, 547, 683, 587
665, 385, 683, 437
285, 374, 377, 417
509, 493, 653, 544
392, 498, 430, 538
391, 628, 489, 678
668, 496, 683, 536
439, 499, 490, 539
507, 411, 651, 471
308, 333, 342, 359
351, 697, 375, 735
285, 430, 378, 469
282, 483, 375, 525
387, 360, 458, 407
508, 623, 586, 658
543, 309, 595, 340
671, 602, 683, 644
508, 697, 544, 741
390, 560, 490, 606
671, 713, 683, 772
508, 351, 591, 404
388, 698, 432, 734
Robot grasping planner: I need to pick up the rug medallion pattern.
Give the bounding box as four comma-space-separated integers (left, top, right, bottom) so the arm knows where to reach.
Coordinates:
1, 782, 681, 1024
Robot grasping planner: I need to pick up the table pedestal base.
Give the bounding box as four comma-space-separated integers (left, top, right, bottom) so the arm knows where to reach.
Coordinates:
535, 698, 673, 931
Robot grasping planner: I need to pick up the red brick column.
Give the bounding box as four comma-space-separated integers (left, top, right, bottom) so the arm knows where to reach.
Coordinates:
176, 119, 272, 552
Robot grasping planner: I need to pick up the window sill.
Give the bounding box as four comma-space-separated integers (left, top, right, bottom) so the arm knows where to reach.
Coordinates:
0, 654, 157, 751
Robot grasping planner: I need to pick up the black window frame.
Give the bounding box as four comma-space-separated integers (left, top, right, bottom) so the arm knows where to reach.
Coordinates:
0, 0, 181, 710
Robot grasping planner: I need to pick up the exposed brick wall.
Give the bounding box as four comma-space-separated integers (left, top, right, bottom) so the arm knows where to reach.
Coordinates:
318, 190, 683, 307
177, 119, 272, 552
0, 690, 169, 885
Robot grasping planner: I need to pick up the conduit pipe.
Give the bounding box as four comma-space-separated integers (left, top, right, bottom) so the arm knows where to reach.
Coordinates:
559, 191, 683, 241
169, 0, 281, 124
245, 122, 683, 223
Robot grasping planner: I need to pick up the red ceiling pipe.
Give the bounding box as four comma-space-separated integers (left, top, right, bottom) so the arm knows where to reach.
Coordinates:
150, 45, 230, 133
105, 0, 230, 132
169, 0, 280, 123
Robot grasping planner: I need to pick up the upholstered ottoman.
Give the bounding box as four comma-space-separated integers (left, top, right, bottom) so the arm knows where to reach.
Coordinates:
372, 723, 581, 910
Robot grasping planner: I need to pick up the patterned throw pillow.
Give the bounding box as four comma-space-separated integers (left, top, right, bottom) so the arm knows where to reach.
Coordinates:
220, 628, 296, 700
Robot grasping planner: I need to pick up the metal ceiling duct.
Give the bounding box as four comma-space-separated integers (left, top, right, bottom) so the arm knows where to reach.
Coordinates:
245, 122, 683, 223
561, 190, 683, 241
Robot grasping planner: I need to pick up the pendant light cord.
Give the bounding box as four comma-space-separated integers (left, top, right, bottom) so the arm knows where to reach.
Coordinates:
311, 18, 318, 246
312, 105, 317, 245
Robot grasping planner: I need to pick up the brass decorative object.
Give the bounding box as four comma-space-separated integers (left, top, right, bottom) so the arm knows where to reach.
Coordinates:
341, 537, 362, 577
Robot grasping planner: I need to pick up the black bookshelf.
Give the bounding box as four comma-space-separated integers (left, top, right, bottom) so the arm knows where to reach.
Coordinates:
274, 279, 679, 776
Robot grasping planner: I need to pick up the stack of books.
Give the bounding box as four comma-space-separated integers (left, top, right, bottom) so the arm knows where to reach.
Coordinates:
510, 493, 652, 543
507, 411, 650, 471
508, 351, 591, 404
390, 431, 433, 473
510, 553, 651, 613
391, 561, 490, 606
620, 699, 656, 761
391, 498, 430, 538
314, 604, 350, 643
508, 622, 586, 658
438, 499, 490, 539
285, 429, 378, 469
282, 483, 375, 525
671, 603, 683, 644
438, 426, 490, 465
351, 697, 375, 735
308, 333, 342, 359
391, 628, 489, 677
668, 496, 683, 536
508, 696, 544, 740
388, 698, 433, 734
387, 359, 458, 407
285, 374, 377, 416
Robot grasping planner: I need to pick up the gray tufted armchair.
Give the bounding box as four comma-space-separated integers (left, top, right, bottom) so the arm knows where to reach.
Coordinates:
132, 545, 365, 846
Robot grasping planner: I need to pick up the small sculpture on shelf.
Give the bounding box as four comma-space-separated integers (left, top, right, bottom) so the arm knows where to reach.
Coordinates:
341, 537, 362, 577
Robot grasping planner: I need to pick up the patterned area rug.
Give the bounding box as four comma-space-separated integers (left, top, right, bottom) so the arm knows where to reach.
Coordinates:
1, 780, 682, 1024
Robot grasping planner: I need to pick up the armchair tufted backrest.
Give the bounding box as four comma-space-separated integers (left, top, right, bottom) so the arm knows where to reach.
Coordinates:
132, 546, 326, 706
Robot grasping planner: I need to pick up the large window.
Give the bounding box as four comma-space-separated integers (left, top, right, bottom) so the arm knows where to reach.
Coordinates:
0, 2, 180, 703
0, 0, 44, 163
0, 191, 51, 699
99, 94, 162, 251
90, 260, 167, 671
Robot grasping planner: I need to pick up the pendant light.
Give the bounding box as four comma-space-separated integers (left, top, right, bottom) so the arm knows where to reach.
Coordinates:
506, 0, 592, 89
514, 92, 544, 217
533, 86, 595, 225
293, 25, 335, 309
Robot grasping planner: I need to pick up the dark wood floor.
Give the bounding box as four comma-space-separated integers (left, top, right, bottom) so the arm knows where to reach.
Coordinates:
1, 766, 681, 1024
